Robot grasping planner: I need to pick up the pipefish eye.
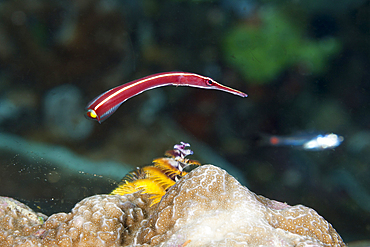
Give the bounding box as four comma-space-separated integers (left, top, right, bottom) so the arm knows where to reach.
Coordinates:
206, 79, 214, 86
86, 109, 98, 120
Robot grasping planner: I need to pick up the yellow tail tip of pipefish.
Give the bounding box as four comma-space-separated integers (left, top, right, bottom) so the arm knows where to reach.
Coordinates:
86, 109, 98, 120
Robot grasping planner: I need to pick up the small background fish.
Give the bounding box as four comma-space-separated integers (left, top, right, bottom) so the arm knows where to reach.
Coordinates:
256, 132, 344, 151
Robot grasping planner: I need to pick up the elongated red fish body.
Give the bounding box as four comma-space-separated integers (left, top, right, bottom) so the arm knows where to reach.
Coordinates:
85, 72, 247, 123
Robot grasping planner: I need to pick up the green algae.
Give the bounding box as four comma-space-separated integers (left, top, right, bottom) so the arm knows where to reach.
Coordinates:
223, 7, 341, 84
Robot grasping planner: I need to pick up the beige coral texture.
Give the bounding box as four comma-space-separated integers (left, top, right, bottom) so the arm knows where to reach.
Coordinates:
0, 165, 346, 247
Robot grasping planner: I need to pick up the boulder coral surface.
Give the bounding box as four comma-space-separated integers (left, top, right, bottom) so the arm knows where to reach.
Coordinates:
0, 165, 345, 246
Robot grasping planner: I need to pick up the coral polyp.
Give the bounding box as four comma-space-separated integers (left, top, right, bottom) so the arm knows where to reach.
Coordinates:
0, 142, 346, 246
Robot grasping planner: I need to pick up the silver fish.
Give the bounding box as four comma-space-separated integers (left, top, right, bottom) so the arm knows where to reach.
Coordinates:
261, 133, 344, 151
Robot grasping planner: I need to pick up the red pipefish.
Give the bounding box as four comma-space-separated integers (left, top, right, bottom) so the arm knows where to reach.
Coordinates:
85, 72, 247, 123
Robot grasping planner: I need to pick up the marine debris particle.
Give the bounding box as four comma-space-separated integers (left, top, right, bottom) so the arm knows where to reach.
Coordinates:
111, 142, 201, 206
0, 145, 346, 246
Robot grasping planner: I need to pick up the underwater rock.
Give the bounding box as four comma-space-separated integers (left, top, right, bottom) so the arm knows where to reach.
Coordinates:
0, 165, 345, 246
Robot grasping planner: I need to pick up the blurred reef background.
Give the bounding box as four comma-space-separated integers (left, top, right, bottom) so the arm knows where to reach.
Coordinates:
0, 0, 369, 244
